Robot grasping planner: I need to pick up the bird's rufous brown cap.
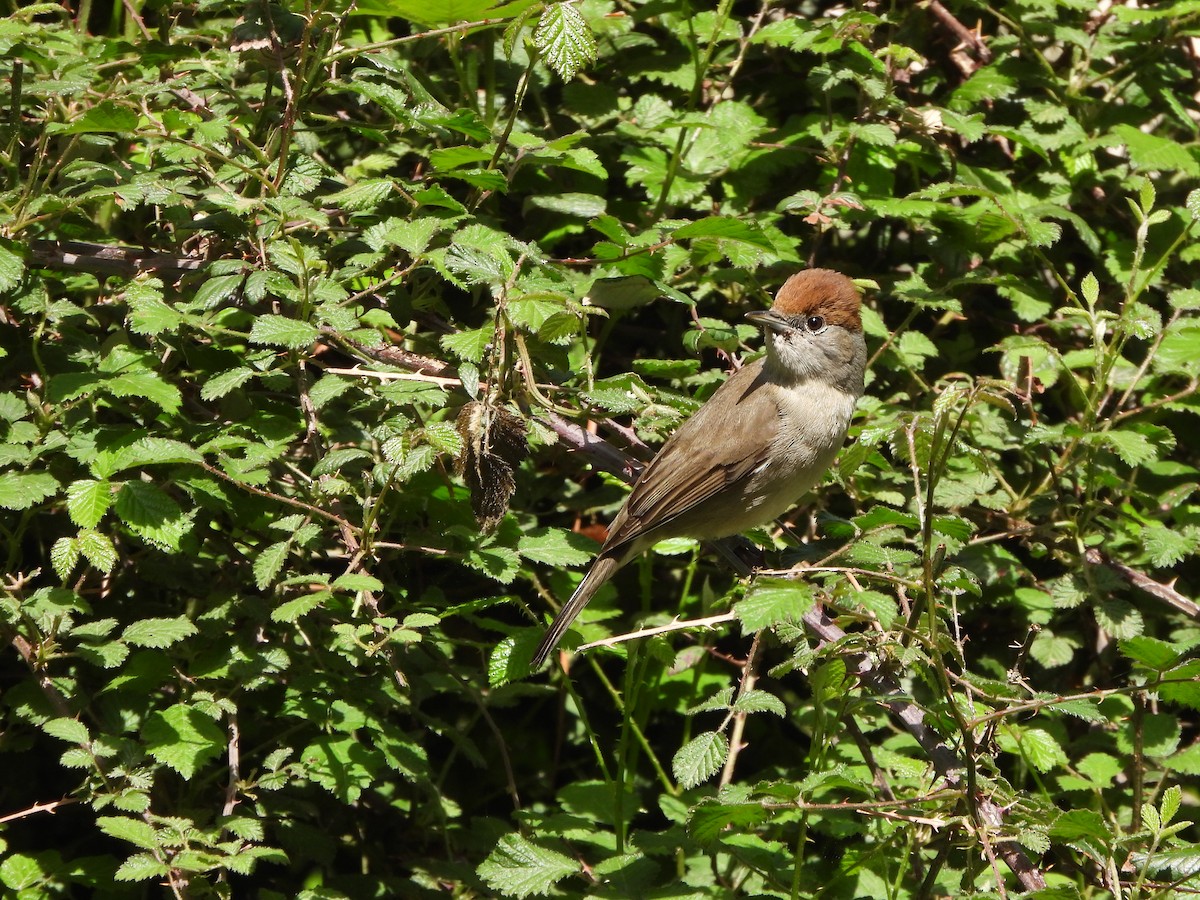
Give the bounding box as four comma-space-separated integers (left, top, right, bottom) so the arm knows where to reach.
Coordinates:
772, 269, 862, 331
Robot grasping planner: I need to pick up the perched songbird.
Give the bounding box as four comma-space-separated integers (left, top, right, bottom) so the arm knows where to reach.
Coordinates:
532, 269, 868, 669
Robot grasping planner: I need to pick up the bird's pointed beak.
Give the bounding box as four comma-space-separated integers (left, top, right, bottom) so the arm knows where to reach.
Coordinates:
745, 309, 791, 335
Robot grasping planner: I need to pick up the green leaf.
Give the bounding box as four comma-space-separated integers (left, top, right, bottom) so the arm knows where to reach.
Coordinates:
534, 3, 596, 81
465, 545, 521, 583
42, 717, 90, 744
121, 616, 198, 648
333, 573, 385, 592
271, 592, 328, 623
671, 216, 773, 250
1111, 124, 1200, 174
97, 817, 160, 851
1095, 596, 1144, 640
441, 326, 492, 363
114, 853, 169, 882
1030, 630, 1079, 668
114, 481, 190, 551
1188, 188, 1200, 221
1080, 271, 1099, 307
107, 372, 182, 415
200, 367, 256, 401
143, 703, 225, 780
66, 479, 112, 528
93, 437, 203, 477
0, 241, 26, 294
1141, 523, 1196, 568
249, 315, 319, 349
255, 540, 291, 590
193, 273, 244, 308
1121, 635, 1180, 669
126, 277, 182, 335
1077, 753, 1122, 786
50, 537, 80, 580
79, 530, 117, 574
48, 101, 138, 134
997, 726, 1068, 773
731, 689, 786, 717
0, 472, 59, 510
1161, 784, 1182, 826
312, 447, 372, 476
324, 178, 395, 211
734, 579, 814, 632
1049, 809, 1111, 843
517, 528, 596, 566
687, 800, 769, 845
672, 731, 729, 788
0, 854, 47, 890
477, 833, 580, 899
1084, 428, 1157, 467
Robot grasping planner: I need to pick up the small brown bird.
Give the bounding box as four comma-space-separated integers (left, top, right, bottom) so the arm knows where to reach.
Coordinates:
532, 269, 868, 669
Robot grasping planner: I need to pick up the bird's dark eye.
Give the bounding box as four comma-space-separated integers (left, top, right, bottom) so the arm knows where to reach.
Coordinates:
805, 315, 825, 332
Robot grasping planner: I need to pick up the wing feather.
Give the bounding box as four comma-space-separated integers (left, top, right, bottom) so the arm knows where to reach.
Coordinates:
603, 360, 778, 551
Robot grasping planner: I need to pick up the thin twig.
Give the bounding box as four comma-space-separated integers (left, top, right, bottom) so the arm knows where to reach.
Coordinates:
720, 633, 762, 787
222, 713, 241, 817
0, 797, 79, 824
577, 612, 737, 653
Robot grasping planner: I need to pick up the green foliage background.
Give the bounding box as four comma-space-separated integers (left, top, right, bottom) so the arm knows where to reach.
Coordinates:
2, 0, 1200, 896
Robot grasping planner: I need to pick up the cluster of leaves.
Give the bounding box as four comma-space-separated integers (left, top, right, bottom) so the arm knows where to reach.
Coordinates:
2, 0, 1200, 896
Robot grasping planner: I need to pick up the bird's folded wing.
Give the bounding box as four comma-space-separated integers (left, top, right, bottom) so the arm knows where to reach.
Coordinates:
604, 361, 777, 550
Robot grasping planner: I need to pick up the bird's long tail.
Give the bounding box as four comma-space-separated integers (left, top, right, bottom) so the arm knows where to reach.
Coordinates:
531, 553, 625, 669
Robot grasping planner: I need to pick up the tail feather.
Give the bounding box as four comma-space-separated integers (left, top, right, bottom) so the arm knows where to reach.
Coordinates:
531, 553, 625, 669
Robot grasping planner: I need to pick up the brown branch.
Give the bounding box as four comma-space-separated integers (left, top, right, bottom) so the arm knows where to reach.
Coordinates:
28, 239, 208, 278
197, 461, 360, 536
927, 0, 993, 66
1085, 548, 1200, 619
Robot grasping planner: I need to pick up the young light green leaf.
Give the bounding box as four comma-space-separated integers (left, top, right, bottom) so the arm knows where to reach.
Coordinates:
42, 717, 91, 745
79, 530, 117, 574
143, 703, 224, 780
1080, 272, 1099, 308
97, 817, 160, 851
517, 528, 596, 566
672, 731, 729, 789
732, 689, 787, 717
114, 852, 170, 882
0, 472, 59, 510
477, 833, 580, 898
534, 3, 596, 81
126, 277, 182, 336
50, 536, 80, 580
249, 315, 319, 349
734, 579, 814, 632
254, 540, 291, 589
671, 216, 773, 249
271, 592, 328, 623
1187, 188, 1200, 221
66, 479, 112, 528
1161, 784, 1182, 827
